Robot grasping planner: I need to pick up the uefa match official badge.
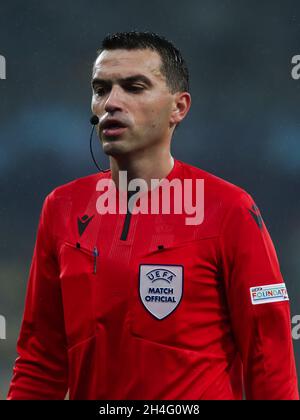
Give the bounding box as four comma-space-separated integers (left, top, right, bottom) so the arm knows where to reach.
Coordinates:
139, 264, 183, 319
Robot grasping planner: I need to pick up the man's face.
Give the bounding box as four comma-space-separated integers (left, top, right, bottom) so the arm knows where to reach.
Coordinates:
91, 48, 178, 156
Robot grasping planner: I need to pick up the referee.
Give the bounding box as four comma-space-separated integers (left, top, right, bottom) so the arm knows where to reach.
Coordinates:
8, 31, 299, 400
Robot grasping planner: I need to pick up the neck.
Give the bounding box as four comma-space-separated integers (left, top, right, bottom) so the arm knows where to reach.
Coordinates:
109, 148, 174, 190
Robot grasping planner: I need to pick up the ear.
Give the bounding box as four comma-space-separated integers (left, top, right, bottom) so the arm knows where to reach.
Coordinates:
170, 92, 191, 126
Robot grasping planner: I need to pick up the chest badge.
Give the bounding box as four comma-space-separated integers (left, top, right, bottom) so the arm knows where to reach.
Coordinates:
139, 264, 184, 320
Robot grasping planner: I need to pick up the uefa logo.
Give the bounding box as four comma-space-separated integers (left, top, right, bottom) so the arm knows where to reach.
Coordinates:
139, 264, 183, 320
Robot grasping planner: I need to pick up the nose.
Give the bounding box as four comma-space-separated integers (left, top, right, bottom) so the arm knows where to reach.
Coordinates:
104, 85, 123, 114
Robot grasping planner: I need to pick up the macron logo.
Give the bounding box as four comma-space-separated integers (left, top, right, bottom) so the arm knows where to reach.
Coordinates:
77, 214, 94, 236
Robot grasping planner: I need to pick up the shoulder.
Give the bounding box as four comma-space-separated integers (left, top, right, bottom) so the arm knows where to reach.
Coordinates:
42, 171, 111, 218
178, 159, 254, 209
39, 171, 112, 244
47, 171, 111, 202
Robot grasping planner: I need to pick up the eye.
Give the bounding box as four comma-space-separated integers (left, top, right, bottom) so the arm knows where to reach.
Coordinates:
126, 85, 145, 93
94, 87, 107, 96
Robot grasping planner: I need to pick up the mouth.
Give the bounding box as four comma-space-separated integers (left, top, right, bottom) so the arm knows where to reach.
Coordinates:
100, 119, 128, 138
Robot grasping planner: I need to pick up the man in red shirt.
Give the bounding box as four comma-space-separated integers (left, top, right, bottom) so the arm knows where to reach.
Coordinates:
8, 31, 299, 399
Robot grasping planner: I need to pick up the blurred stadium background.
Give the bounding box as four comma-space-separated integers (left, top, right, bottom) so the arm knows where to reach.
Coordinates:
0, 0, 299, 398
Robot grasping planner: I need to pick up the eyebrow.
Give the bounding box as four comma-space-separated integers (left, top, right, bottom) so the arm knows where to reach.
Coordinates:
91, 74, 153, 89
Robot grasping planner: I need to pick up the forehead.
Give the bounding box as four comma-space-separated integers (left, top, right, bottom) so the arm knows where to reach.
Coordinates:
92, 49, 165, 82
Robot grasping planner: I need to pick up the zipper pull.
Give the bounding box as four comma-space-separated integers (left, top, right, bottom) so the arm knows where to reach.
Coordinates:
93, 246, 99, 274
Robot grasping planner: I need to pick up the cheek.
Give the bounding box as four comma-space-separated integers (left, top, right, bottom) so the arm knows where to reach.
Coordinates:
91, 97, 103, 113
151, 108, 171, 132
91, 97, 97, 112
138, 100, 172, 130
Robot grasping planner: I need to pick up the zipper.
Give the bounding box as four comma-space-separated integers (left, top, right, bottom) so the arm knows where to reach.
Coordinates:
120, 211, 132, 241
120, 190, 136, 241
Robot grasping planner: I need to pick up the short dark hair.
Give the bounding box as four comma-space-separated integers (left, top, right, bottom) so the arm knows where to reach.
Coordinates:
95, 31, 190, 94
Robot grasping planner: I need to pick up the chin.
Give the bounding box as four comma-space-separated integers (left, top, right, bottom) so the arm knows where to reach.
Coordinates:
102, 142, 130, 156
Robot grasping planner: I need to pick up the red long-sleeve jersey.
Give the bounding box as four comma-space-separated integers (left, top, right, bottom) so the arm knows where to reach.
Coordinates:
8, 159, 299, 399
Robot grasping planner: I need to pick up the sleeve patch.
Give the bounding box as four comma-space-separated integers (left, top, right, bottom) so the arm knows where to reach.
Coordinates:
250, 283, 289, 305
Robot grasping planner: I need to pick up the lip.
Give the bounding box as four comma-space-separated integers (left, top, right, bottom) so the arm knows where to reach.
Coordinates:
102, 126, 128, 137
100, 118, 128, 129
100, 118, 128, 138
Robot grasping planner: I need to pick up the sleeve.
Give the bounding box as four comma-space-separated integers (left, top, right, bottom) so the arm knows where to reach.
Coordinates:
7, 193, 69, 400
219, 191, 299, 400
